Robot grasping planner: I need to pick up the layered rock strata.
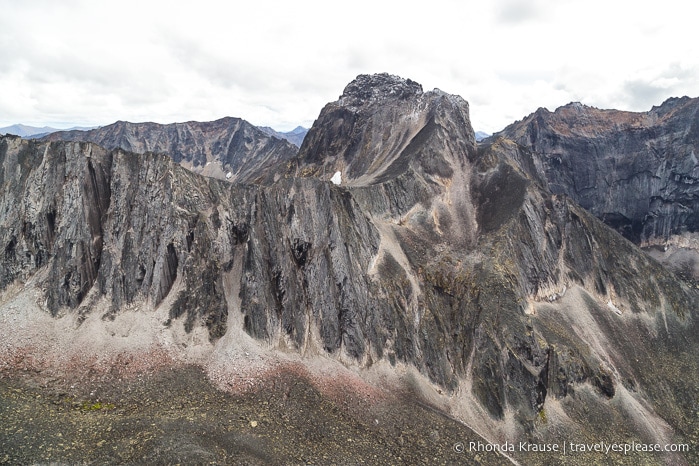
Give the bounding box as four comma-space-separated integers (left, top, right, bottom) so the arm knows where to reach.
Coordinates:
2, 74, 698, 463
486, 97, 699, 243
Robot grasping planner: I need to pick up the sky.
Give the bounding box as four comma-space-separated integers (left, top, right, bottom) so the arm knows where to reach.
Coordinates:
1, 0, 697, 134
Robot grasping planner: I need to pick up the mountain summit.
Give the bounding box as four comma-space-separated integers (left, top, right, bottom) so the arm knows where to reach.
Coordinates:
1, 75, 698, 464
295, 73, 475, 188
338, 73, 423, 106
43, 117, 299, 184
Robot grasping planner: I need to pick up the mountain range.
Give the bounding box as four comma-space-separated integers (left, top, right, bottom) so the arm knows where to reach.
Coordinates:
258, 125, 309, 147
1, 73, 698, 464
0, 124, 96, 138
41, 118, 301, 184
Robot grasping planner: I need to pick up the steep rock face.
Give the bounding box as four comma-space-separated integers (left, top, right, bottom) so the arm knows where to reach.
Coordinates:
488, 97, 699, 242
1, 137, 232, 336
290, 73, 480, 256
42, 117, 299, 184
294, 73, 475, 187
2, 75, 699, 461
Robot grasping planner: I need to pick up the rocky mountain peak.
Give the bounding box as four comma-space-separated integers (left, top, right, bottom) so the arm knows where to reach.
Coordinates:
338, 73, 423, 108
42, 116, 298, 184
656, 95, 692, 109
490, 95, 699, 243
650, 95, 698, 120
295, 74, 474, 188
560, 101, 588, 111
3, 77, 699, 464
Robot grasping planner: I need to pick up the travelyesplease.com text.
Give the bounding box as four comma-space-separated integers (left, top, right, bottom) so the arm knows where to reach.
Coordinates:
453, 440, 689, 455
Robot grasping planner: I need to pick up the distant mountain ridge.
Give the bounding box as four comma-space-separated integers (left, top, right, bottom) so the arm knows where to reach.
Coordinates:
258, 125, 308, 147
5, 120, 474, 148
474, 130, 490, 141
0, 124, 96, 138
42, 117, 299, 184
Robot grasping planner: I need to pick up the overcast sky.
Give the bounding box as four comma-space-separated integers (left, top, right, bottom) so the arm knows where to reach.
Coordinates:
1, 0, 696, 133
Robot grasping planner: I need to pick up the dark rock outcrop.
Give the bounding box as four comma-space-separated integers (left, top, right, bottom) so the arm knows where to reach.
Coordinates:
42, 117, 299, 184
2, 75, 699, 461
293, 73, 475, 186
487, 97, 699, 243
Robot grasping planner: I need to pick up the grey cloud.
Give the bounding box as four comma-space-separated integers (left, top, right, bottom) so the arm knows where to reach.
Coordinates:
159, 31, 274, 93
157, 26, 356, 118
0, 25, 156, 101
498, 69, 553, 84
623, 81, 674, 110
345, 48, 372, 71
496, 0, 544, 23
622, 64, 698, 110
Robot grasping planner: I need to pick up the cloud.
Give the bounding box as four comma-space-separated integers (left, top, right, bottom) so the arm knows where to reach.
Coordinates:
623, 81, 676, 111
622, 64, 699, 110
496, 0, 545, 23
1, 1, 697, 133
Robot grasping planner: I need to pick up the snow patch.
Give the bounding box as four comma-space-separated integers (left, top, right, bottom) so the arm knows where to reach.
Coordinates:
330, 171, 342, 185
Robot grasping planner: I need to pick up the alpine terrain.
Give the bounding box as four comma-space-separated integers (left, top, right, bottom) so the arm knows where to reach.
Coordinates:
1, 73, 697, 464
42, 117, 299, 184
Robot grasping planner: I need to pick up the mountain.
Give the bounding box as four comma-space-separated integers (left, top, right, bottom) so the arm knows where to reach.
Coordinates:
0, 124, 96, 138
0, 124, 57, 137
2, 75, 698, 464
486, 98, 699, 244
42, 117, 299, 184
474, 130, 490, 141
258, 125, 309, 147
293, 73, 475, 189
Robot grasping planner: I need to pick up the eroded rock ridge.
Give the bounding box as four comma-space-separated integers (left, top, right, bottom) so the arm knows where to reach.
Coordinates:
2, 74, 698, 463
42, 117, 299, 184
486, 97, 699, 243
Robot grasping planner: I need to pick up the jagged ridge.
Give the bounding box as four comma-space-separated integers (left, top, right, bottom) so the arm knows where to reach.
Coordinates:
486, 97, 699, 243
42, 117, 299, 184
2, 75, 699, 463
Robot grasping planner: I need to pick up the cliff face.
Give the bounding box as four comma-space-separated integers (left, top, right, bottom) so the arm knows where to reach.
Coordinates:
488, 97, 699, 243
42, 117, 299, 184
2, 75, 699, 462
295, 73, 475, 185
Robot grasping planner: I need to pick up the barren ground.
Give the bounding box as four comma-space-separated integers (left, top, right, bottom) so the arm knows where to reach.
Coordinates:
0, 282, 514, 465
1, 282, 693, 465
